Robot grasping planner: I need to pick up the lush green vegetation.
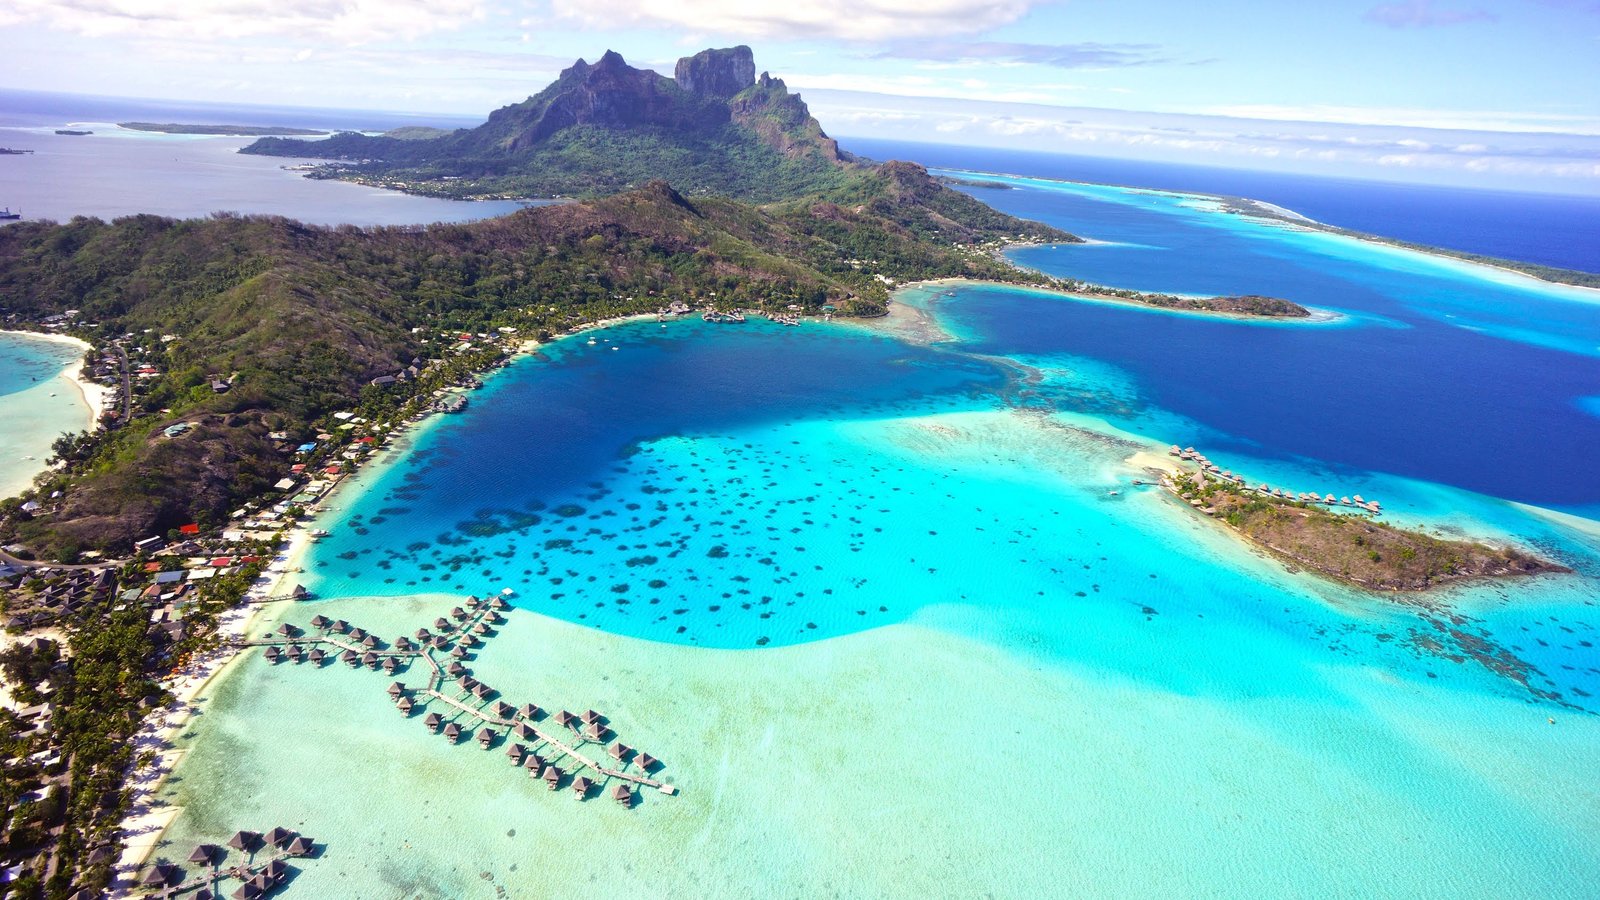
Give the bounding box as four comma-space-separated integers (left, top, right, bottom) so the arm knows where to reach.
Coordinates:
276, 123, 859, 203
0, 171, 1067, 558
241, 46, 868, 204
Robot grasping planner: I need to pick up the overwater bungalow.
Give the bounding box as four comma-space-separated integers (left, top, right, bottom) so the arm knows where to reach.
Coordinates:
348, 626, 366, 641
490, 596, 508, 610
276, 623, 298, 638
387, 681, 406, 698
459, 634, 479, 648
524, 753, 544, 776
250, 873, 273, 893
231, 884, 260, 900
395, 637, 414, 652
514, 721, 536, 740
581, 721, 606, 742
397, 696, 414, 715
424, 712, 443, 733
572, 775, 593, 799
443, 722, 463, 743
494, 701, 515, 719
608, 743, 631, 763
308, 648, 326, 665
486, 610, 503, 624
331, 620, 349, 633
543, 765, 563, 789
140, 862, 182, 889
285, 645, 303, 663
612, 783, 633, 807
450, 606, 467, 620
227, 830, 261, 852
285, 836, 313, 857
262, 646, 280, 663
446, 661, 466, 677
555, 710, 576, 728
195, 889, 216, 900
361, 634, 380, 649
433, 617, 451, 631
450, 646, 468, 658
415, 627, 432, 641
382, 657, 399, 675
189, 843, 221, 865
457, 675, 476, 691
361, 651, 380, 668
310, 615, 330, 629
433, 636, 452, 650
472, 683, 493, 701
264, 859, 288, 883
265, 826, 294, 849
637, 752, 659, 771
582, 709, 602, 724
507, 743, 527, 765
340, 649, 358, 667
477, 728, 495, 748
518, 702, 540, 720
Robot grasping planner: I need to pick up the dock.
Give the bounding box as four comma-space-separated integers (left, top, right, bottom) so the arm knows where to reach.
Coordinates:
237, 596, 677, 803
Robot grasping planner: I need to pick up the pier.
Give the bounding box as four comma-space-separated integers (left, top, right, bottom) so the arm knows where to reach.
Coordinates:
237, 597, 677, 804
132, 825, 318, 898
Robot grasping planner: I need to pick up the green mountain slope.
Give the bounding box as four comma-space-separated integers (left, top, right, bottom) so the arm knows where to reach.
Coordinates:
244, 47, 858, 202
0, 180, 1061, 556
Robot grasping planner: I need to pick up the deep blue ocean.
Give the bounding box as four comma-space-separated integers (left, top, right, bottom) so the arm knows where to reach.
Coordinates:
845, 138, 1600, 275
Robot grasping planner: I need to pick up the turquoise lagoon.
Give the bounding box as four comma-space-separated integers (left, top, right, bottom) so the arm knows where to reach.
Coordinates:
153, 177, 1600, 897
0, 332, 96, 499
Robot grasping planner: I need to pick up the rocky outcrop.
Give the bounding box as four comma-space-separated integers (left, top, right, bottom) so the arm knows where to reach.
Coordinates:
497, 50, 727, 153
730, 72, 842, 162
675, 46, 756, 99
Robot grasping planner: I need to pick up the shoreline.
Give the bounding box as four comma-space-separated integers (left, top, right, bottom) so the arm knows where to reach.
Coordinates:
107, 429, 422, 884
109, 530, 314, 889
937, 167, 1600, 298
0, 329, 110, 428
899, 276, 1336, 325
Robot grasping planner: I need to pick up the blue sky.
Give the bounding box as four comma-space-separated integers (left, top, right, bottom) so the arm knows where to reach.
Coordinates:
2, 0, 1598, 193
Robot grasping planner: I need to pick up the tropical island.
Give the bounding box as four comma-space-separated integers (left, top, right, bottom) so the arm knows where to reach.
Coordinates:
1160, 464, 1562, 592
118, 122, 329, 137
0, 44, 1573, 898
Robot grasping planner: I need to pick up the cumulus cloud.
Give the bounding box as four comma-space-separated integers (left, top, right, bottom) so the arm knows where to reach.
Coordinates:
547, 0, 1043, 41
803, 89, 1600, 191
0, 0, 484, 42
1364, 0, 1496, 28
874, 40, 1176, 69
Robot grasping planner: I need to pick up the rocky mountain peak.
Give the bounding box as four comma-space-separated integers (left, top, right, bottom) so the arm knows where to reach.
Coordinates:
675, 46, 756, 99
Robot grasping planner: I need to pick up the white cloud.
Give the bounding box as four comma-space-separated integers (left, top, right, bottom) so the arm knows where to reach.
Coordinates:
547, 0, 1045, 41
0, 0, 484, 43
1198, 103, 1600, 135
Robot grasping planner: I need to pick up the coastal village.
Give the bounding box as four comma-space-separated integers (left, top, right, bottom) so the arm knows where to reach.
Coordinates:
0, 299, 708, 898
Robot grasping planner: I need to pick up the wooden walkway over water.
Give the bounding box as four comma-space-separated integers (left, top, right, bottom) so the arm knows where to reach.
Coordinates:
236, 596, 677, 800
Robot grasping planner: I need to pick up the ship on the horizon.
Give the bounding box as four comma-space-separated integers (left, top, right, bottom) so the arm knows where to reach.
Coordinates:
0, 208, 20, 220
